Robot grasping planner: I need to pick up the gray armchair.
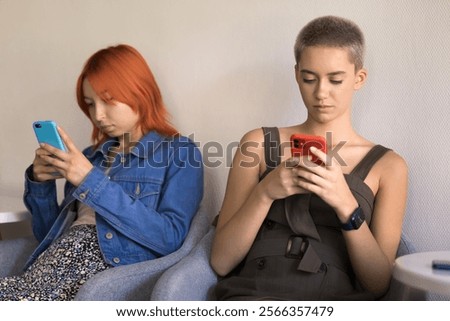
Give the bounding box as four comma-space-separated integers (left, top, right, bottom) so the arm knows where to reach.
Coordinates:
0, 200, 213, 300
151, 226, 218, 300
0, 168, 220, 300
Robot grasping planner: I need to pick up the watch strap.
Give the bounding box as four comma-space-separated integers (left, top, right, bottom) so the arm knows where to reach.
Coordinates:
341, 206, 365, 231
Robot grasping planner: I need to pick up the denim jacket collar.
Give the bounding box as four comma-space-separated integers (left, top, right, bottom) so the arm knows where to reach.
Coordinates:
86, 131, 167, 160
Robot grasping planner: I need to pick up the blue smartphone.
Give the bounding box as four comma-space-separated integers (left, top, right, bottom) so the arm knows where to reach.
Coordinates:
432, 260, 450, 271
33, 120, 67, 151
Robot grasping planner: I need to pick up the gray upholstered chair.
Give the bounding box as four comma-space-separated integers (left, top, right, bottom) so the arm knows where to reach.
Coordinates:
0, 169, 218, 301
0, 203, 212, 300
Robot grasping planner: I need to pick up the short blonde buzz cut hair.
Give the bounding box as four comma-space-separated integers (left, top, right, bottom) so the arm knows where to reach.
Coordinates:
294, 16, 365, 71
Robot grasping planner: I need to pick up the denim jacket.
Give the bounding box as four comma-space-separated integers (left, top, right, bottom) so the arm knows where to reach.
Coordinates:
23, 131, 203, 269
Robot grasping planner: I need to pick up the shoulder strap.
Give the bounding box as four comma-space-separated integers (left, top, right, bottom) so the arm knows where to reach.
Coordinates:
261, 127, 281, 179
350, 145, 391, 180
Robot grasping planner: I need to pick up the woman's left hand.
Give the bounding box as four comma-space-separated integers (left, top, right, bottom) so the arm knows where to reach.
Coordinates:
292, 146, 358, 221
38, 126, 93, 187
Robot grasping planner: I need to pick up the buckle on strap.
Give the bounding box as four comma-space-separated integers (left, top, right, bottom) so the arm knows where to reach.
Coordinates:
285, 235, 309, 259
285, 235, 323, 273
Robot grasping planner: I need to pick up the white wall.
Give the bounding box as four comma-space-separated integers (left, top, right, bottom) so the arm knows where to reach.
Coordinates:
1, 0, 449, 252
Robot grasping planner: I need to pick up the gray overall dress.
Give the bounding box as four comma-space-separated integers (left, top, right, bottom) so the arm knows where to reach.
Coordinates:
215, 127, 390, 300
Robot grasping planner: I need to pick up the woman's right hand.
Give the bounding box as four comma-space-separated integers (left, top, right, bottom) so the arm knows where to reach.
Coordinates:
258, 157, 308, 201
32, 146, 64, 181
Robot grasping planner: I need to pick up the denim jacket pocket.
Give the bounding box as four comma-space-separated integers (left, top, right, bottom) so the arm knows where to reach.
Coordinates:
113, 177, 162, 208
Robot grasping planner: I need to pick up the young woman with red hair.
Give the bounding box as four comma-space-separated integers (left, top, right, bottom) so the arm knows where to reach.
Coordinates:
0, 44, 203, 300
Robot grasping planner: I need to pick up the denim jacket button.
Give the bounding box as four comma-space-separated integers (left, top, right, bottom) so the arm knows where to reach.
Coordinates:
79, 192, 87, 200
113, 257, 120, 264
105, 232, 113, 240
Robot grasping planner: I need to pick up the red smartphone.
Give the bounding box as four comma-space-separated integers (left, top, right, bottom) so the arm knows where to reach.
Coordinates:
290, 134, 327, 166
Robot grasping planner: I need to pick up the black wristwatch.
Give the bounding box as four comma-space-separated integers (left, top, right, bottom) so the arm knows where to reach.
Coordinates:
341, 206, 365, 231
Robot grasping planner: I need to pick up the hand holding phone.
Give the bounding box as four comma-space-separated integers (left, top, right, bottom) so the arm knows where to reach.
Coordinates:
32, 120, 67, 179
33, 120, 67, 152
32, 122, 93, 185
290, 133, 327, 166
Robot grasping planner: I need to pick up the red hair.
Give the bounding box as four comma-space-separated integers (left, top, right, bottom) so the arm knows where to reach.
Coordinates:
76, 44, 178, 147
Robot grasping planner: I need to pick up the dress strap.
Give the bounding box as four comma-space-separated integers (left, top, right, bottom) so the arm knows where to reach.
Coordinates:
350, 145, 391, 180
260, 127, 281, 180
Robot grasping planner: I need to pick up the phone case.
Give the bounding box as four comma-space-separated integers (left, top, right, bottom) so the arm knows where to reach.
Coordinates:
290, 133, 327, 165
33, 120, 67, 151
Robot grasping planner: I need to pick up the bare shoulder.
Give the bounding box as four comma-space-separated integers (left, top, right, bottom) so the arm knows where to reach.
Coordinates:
379, 149, 408, 172
240, 127, 265, 144
361, 144, 408, 195
376, 149, 408, 186
229, 128, 265, 174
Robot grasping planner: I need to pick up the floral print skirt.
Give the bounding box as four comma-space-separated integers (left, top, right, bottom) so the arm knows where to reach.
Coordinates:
0, 224, 110, 301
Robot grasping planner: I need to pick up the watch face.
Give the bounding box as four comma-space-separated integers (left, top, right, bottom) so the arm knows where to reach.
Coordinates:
352, 210, 365, 229
342, 207, 365, 230
353, 215, 364, 228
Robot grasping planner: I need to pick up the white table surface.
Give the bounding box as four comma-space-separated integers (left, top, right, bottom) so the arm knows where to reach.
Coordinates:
393, 251, 450, 296
0, 193, 30, 224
